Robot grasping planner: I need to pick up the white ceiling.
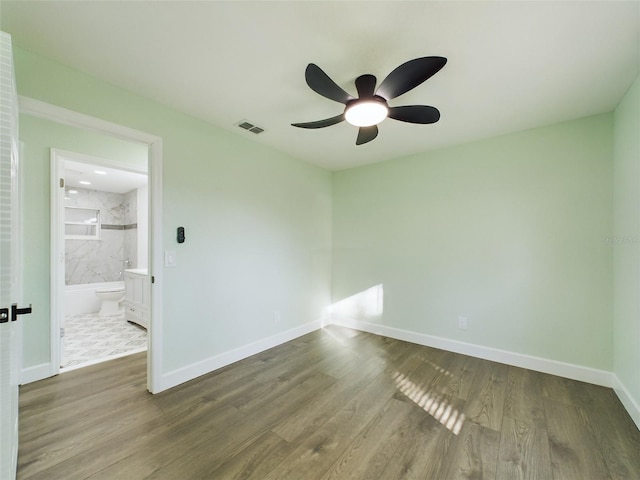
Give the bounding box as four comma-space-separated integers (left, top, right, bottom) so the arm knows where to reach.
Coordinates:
2, 1, 639, 171
64, 159, 147, 194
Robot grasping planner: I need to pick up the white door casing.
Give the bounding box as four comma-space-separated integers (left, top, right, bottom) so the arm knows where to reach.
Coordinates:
51, 150, 65, 371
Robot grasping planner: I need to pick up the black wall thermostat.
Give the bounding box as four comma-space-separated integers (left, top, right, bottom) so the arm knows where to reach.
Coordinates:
177, 227, 185, 244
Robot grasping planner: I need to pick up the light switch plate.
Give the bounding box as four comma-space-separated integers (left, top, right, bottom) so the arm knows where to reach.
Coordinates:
165, 250, 177, 268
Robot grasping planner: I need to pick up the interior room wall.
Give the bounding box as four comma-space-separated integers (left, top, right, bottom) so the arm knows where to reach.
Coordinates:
613, 73, 640, 423
332, 114, 614, 373
15, 47, 333, 379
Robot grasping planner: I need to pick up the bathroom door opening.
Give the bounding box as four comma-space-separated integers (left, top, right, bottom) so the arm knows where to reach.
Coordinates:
52, 149, 150, 371
22, 95, 163, 393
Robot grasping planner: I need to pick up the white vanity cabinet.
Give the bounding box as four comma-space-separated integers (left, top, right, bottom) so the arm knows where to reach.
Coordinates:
124, 269, 149, 329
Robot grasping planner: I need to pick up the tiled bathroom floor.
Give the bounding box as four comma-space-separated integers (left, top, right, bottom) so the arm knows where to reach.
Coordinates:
62, 312, 147, 370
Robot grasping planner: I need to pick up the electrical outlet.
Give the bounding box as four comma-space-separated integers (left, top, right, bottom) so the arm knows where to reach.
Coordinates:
458, 316, 468, 330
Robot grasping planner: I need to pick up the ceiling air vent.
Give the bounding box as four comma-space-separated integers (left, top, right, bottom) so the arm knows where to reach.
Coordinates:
235, 120, 265, 135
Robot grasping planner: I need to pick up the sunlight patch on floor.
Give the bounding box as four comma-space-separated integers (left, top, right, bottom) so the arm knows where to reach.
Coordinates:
322, 324, 359, 345
393, 372, 465, 435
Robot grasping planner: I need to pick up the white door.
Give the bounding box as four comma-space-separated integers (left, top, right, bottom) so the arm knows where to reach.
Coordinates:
0, 31, 22, 480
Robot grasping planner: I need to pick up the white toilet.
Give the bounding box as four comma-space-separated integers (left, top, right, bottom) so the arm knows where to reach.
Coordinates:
95, 285, 125, 316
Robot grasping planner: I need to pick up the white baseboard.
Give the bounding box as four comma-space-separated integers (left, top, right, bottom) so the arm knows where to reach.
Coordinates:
613, 375, 640, 430
24, 314, 637, 430
330, 317, 614, 388
21, 362, 53, 385
158, 320, 322, 392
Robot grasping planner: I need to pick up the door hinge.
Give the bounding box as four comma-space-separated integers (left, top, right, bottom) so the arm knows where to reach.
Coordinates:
60, 178, 64, 188
151, 276, 155, 284
60, 327, 65, 338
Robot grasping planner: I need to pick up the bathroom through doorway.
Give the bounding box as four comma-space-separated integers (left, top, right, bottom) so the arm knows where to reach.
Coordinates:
52, 148, 150, 371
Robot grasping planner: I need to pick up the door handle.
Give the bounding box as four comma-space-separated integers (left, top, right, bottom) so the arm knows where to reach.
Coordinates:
11, 303, 32, 322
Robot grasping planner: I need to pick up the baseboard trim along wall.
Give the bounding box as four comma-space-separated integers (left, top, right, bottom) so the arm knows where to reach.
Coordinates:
159, 319, 323, 392
20, 317, 639, 430
613, 375, 640, 431
330, 317, 615, 388
21, 362, 52, 385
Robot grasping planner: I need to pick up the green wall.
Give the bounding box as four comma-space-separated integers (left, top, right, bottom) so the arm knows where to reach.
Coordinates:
613, 74, 640, 409
15, 47, 332, 375
19, 114, 148, 367
333, 114, 613, 370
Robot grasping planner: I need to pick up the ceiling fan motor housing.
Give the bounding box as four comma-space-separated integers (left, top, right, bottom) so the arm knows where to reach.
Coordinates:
344, 96, 389, 127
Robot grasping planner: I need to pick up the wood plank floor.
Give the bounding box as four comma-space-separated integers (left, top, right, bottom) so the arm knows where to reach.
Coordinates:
18, 325, 640, 479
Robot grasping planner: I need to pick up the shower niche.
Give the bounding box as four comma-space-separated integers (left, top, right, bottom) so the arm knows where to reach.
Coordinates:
65, 206, 100, 240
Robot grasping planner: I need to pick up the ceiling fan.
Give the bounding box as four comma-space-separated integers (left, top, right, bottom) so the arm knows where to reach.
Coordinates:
291, 56, 447, 145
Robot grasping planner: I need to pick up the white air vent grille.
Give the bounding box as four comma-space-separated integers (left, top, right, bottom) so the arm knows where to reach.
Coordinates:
235, 120, 265, 135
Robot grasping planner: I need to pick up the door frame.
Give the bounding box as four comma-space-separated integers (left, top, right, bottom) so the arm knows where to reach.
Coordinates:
51, 148, 149, 373
19, 96, 164, 393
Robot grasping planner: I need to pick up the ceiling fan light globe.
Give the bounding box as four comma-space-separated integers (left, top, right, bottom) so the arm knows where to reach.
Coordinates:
345, 101, 388, 127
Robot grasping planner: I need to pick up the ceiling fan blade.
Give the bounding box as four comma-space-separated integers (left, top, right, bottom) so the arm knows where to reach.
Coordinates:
355, 74, 377, 99
356, 125, 378, 145
376, 57, 447, 100
291, 113, 345, 129
388, 105, 440, 124
305, 64, 354, 104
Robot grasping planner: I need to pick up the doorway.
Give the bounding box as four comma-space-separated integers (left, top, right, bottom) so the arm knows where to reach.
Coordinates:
54, 150, 149, 371
20, 96, 164, 393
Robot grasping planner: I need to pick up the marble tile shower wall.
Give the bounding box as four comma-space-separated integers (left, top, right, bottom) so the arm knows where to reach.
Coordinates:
123, 189, 137, 270
65, 187, 138, 285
